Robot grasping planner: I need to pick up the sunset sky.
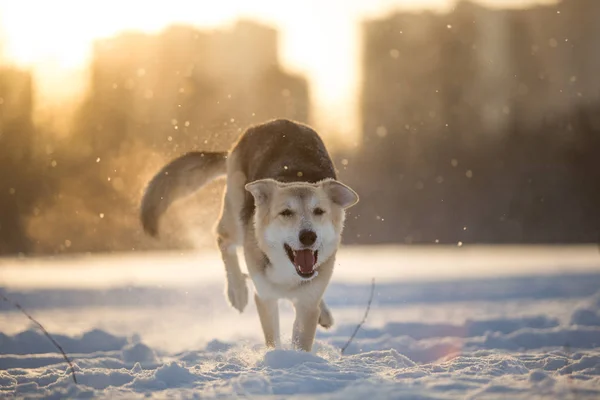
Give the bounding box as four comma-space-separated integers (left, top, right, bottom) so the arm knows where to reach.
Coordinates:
0, 0, 554, 142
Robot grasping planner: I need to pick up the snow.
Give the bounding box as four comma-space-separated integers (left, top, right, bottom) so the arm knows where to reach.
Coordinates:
1, 245, 600, 399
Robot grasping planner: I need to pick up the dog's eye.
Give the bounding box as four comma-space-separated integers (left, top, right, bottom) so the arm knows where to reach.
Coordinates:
313, 208, 326, 216
279, 209, 294, 217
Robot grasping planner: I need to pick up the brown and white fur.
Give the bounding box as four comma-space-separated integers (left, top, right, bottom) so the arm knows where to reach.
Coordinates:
140, 119, 359, 352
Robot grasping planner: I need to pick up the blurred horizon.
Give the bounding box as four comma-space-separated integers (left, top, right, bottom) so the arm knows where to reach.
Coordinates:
1, 0, 599, 256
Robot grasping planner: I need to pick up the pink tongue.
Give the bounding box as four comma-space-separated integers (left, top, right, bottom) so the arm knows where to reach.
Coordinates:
294, 250, 316, 273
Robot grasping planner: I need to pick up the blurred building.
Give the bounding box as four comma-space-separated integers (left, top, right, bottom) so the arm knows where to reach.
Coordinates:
86, 20, 309, 155
0, 67, 33, 158
507, 0, 600, 131
362, 0, 600, 144
0, 67, 36, 253
346, 0, 600, 245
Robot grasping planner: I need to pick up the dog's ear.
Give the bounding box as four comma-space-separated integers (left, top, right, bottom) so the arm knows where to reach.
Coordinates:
245, 179, 278, 206
321, 179, 359, 209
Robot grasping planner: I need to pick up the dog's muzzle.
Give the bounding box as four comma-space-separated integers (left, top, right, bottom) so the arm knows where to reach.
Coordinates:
284, 244, 318, 278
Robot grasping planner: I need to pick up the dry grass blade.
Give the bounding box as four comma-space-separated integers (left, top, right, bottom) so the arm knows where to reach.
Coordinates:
341, 278, 375, 355
1, 293, 78, 384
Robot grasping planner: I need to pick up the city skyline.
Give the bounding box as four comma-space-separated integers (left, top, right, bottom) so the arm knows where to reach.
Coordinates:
0, 0, 554, 143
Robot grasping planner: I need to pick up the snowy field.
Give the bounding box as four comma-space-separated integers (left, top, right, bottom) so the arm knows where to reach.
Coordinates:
1, 245, 600, 399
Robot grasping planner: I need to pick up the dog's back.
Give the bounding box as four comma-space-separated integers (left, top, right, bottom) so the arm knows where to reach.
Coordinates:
234, 119, 336, 184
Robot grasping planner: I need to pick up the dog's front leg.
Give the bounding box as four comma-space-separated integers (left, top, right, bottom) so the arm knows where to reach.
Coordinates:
292, 303, 320, 352
318, 300, 334, 329
217, 235, 248, 313
216, 190, 248, 313
255, 294, 280, 348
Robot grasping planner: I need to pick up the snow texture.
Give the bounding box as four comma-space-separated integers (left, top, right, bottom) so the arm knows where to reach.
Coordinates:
1, 250, 600, 399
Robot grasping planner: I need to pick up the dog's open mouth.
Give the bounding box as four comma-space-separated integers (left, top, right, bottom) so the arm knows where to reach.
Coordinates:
284, 244, 318, 278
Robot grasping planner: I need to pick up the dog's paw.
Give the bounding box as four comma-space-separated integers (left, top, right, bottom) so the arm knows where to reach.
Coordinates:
318, 307, 334, 329
226, 274, 248, 313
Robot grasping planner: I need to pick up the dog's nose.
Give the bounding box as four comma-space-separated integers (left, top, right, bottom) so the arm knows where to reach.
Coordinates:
299, 230, 317, 246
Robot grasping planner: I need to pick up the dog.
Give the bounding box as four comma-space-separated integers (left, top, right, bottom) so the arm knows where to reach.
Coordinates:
140, 119, 359, 352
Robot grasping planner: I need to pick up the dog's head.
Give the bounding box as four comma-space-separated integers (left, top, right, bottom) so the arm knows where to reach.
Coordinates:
245, 178, 359, 281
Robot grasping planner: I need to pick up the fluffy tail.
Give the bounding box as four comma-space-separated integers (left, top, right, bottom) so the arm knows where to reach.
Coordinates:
140, 151, 228, 237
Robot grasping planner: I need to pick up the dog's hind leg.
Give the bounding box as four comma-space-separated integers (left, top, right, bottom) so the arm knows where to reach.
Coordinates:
216, 176, 248, 313
254, 294, 280, 348
318, 300, 334, 329
290, 300, 332, 352
292, 302, 321, 352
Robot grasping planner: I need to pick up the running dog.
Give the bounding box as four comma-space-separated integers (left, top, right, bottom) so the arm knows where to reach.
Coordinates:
140, 119, 359, 352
